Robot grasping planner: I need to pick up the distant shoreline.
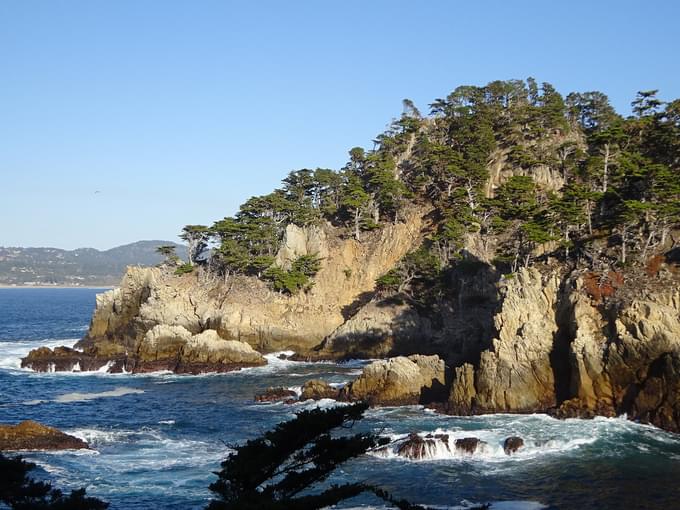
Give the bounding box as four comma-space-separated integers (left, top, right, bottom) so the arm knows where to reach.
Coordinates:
0, 284, 114, 289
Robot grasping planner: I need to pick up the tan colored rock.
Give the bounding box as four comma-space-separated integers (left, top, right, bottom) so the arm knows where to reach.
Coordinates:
347, 354, 445, 405
180, 330, 265, 366
0, 421, 88, 451
300, 379, 339, 400
138, 324, 192, 362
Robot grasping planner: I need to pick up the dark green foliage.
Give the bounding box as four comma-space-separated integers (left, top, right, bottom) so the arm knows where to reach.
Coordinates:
181, 225, 210, 264
263, 254, 322, 295
206, 402, 424, 510
187, 78, 678, 284
0, 453, 108, 509
156, 244, 180, 266
376, 246, 441, 301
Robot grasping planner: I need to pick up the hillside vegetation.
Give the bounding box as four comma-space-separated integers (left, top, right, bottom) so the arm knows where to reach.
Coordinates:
180, 79, 679, 295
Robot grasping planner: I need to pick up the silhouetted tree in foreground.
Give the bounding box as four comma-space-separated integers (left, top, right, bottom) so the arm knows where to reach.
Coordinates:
206, 402, 429, 510
0, 453, 108, 510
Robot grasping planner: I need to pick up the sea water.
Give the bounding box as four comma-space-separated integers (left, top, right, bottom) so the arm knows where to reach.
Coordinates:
1, 288, 679, 509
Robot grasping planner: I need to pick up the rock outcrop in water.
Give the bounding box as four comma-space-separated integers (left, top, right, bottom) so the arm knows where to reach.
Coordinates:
22, 326, 265, 374
343, 354, 446, 405
0, 421, 88, 451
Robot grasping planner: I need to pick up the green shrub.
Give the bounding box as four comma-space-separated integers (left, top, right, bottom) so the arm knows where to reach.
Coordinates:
174, 263, 194, 275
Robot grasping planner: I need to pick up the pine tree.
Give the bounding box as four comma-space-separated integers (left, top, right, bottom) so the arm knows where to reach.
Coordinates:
206, 403, 425, 510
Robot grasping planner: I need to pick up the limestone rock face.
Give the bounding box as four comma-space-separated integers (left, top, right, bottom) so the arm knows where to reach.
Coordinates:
445, 265, 680, 433
346, 354, 445, 405
274, 223, 329, 269
449, 268, 560, 413
0, 421, 88, 451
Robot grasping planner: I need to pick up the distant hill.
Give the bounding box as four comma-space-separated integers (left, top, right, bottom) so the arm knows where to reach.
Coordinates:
0, 241, 187, 286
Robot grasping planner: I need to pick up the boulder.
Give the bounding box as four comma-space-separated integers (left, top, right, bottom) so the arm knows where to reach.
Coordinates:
345, 354, 446, 405
0, 421, 88, 451
300, 379, 340, 401
454, 437, 484, 454
503, 436, 524, 455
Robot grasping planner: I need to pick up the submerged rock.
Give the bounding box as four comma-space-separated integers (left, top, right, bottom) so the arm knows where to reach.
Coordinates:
503, 436, 524, 455
300, 379, 340, 401
0, 421, 88, 451
255, 387, 297, 403
345, 354, 446, 405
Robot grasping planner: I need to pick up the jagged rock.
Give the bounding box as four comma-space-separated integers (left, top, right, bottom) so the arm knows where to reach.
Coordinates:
455, 437, 484, 454
0, 421, 88, 451
20, 346, 112, 372
345, 354, 445, 405
255, 387, 297, 403
449, 268, 560, 414
503, 436, 524, 455
396, 433, 431, 460
300, 379, 340, 400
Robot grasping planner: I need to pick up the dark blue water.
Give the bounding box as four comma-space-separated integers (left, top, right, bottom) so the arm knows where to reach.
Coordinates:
1, 289, 680, 510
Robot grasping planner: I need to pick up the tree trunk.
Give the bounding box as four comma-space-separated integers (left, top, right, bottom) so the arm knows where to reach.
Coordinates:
354, 209, 361, 241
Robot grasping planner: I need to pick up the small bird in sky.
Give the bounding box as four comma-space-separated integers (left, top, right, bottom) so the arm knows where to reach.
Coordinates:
94, 190, 101, 194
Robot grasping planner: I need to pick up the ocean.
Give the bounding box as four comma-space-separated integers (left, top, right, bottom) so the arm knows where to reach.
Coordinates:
1, 288, 679, 509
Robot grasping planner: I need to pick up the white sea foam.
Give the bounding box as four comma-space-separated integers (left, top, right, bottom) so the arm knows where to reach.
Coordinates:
367, 410, 680, 465
63, 426, 231, 469
53, 387, 145, 403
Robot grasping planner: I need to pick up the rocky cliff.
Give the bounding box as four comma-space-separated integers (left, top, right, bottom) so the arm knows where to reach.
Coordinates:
23, 209, 429, 373
446, 266, 680, 433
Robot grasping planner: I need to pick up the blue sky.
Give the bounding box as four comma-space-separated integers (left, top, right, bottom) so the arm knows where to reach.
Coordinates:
1, 0, 679, 249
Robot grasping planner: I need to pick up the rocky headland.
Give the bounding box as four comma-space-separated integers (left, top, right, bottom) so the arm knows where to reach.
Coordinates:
21, 79, 680, 434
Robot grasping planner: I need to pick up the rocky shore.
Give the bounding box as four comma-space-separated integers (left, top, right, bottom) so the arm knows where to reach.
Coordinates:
20, 214, 680, 434
0, 421, 88, 451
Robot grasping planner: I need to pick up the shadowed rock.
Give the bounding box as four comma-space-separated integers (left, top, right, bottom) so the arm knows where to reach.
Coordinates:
503, 436, 524, 455
455, 437, 484, 454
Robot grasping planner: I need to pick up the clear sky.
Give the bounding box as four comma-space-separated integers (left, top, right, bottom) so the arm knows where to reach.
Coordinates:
1, 0, 679, 249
